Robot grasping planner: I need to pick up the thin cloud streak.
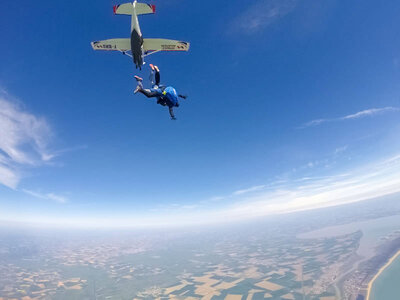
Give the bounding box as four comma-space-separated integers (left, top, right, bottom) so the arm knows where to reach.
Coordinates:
335, 145, 348, 154
343, 107, 399, 119
301, 107, 400, 128
232, 0, 297, 33
233, 185, 266, 195
22, 189, 68, 204
44, 145, 88, 161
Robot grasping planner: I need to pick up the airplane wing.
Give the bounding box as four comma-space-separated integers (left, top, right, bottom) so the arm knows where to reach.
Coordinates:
114, 3, 155, 16
143, 39, 190, 53
91, 39, 130, 52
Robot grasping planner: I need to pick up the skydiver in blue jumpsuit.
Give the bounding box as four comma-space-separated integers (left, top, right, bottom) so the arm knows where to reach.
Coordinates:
134, 64, 187, 120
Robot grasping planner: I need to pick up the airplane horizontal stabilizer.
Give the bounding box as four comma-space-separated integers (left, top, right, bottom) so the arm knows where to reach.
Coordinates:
114, 3, 155, 16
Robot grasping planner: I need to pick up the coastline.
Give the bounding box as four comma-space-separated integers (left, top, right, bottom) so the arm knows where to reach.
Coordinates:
366, 249, 400, 300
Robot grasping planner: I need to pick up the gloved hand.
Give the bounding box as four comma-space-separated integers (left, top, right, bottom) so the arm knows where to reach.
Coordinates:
171, 116, 177, 120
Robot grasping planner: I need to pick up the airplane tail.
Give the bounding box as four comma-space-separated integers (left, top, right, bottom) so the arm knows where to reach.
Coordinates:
113, 2, 155, 16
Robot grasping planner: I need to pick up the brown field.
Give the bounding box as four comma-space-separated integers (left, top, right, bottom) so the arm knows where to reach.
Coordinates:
213, 279, 244, 291
32, 289, 55, 295
201, 291, 221, 300
194, 284, 215, 296
291, 264, 303, 281
225, 294, 242, 300
245, 289, 264, 300
67, 284, 82, 290
245, 293, 254, 300
243, 267, 263, 279
193, 275, 219, 286
254, 279, 284, 291
164, 281, 188, 295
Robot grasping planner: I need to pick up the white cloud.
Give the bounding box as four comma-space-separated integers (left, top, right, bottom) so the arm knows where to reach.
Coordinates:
22, 189, 68, 204
342, 107, 399, 120
233, 185, 266, 195
232, 0, 297, 33
43, 145, 88, 161
335, 145, 348, 154
303, 119, 325, 127
208, 196, 225, 202
224, 158, 400, 220
0, 164, 19, 189
301, 107, 399, 128
0, 93, 53, 188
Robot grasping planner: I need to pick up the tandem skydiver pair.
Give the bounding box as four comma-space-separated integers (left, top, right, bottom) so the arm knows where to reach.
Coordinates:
134, 65, 187, 120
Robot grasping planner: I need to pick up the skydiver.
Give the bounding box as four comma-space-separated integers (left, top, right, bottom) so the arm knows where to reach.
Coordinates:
133, 64, 187, 120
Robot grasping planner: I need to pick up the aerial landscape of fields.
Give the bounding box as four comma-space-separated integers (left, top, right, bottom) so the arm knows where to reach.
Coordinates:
1, 194, 400, 300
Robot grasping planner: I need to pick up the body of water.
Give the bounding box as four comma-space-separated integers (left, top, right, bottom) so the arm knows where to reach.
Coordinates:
369, 253, 400, 300
298, 214, 400, 258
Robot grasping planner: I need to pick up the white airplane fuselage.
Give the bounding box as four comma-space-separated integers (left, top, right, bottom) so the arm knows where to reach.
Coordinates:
130, 1, 144, 69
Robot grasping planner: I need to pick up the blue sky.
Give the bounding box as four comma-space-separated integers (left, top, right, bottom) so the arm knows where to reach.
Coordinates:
1, 0, 400, 227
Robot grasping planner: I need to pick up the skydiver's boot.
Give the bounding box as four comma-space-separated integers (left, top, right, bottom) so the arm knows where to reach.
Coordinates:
133, 75, 143, 94
149, 64, 159, 71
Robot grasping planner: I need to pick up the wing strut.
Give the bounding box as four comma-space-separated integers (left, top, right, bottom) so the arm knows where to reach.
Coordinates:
143, 50, 162, 57
117, 49, 133, 58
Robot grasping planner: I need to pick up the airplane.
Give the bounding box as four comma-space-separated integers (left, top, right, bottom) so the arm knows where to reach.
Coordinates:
91, 1, 190, 69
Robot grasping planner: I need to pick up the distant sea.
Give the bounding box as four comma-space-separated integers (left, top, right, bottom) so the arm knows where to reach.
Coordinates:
298, 214, 400, 258
369, 254, 400, 300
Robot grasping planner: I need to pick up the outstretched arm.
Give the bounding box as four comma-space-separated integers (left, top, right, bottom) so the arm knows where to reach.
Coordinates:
178, 94, 187, 99
169, 107, 176, 120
